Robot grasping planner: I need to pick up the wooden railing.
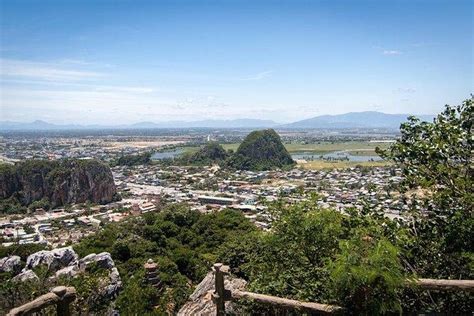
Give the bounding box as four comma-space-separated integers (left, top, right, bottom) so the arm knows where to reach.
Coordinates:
7, 286, 76, 316
414, 278, 474, 292
212, 263, 343, 315
211, 263, 474, 315
7, 266, 474, 315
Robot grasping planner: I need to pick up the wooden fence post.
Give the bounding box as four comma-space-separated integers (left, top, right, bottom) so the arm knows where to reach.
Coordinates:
213, 263, 226, 315
212, 263, 232, 315
52, 286, 75, 316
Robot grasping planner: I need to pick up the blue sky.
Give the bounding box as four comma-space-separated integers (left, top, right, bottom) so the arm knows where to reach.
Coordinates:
1, 0, 472, 124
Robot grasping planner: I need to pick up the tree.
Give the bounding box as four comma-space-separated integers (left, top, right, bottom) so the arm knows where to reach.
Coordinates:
377, 97, 473, 312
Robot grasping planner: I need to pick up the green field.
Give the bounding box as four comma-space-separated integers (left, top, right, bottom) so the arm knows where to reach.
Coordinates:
176, 141, 392, 170
298, 159, 390, 170
221, 141, 391, 155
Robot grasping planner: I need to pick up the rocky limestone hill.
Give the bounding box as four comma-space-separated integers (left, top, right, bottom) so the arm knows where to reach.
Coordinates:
0, 159, 116, 209
229, 129, 295, 170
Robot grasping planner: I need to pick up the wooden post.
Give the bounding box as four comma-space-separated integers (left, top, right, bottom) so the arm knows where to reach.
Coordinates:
214, 263, 226, 316
52, 286, 75, 316
7, 286, 76, 316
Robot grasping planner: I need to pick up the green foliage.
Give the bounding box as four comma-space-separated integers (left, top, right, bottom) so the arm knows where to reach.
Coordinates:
377, 98, 472, 213
116, 152, 152, 166
330, 236, 405, 314
73, 204, 256, 314
180, 142, 229, 166
0, 243, 47, 261
377, 97, 473, 312
217, 198, 409, 315
228, 129, 295, 170
28, 198, 51, 211
0, 276, 44, 314
116, 270, 161, 315
0, 197, 27, 214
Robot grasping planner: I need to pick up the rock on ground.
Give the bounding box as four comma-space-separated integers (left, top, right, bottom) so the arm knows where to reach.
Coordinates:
55, 265, 80, 278
0, 255, 22, 274
177, 271, 247, 316
103, 267, 122, 298
79, 252, 115, 270
24, 246, 78, 272
12, 269, 39, 282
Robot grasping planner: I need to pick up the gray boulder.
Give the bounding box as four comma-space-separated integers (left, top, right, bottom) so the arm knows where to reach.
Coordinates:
55, 265, 80, 278
103, 267, 122, 298
79, 252, 115, 270
0, 255, 22, 274
12, 269, 39, 282
25, 247, 78, 272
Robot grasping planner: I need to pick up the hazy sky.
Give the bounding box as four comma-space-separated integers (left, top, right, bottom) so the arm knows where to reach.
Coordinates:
1, 0, 472, 124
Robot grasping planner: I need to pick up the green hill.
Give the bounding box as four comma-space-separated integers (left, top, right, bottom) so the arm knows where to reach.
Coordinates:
184, 142, 229, 165
229, 129, 295, 170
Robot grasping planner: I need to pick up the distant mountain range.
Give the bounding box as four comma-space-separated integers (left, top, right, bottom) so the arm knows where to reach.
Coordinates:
0, 119, 277, 130
0, 112, 435, 131
280, 111, 434, 129
130, 119, 278, 129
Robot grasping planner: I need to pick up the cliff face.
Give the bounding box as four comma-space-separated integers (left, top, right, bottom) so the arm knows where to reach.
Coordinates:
0, 159, 116, 208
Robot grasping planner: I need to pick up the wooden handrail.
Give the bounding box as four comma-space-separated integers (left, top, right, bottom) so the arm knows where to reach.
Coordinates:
7, 286, 76, 316
212, 263, 343, 315
211, 263, 474, 315
414, 278, 474, 292
232, 290, 343, 314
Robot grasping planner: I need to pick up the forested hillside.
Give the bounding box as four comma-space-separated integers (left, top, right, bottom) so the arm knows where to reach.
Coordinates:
180, 142, 229, 166
228, 129, 295, 170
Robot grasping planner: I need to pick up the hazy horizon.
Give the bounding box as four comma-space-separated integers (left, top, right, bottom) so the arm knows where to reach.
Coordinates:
1, 0, 472, 125
1, 110, 438, 127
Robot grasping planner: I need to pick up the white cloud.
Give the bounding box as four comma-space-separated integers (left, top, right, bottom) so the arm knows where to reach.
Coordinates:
0, 59, 104, 81
383, 50, 403, 55
395, 87, 416, 93
239, 70, 273, 81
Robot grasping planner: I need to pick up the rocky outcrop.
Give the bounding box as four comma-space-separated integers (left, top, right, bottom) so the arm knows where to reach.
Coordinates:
0, 255, 22, 274
25, 246, 78, 272
103, 267, 122, 298
55, 265, 80, 278
177, 271, 247, 316
2, 248, 122, 299
79, 252, 115, 270
12, 270, 39, 282
0, 159, 116, 209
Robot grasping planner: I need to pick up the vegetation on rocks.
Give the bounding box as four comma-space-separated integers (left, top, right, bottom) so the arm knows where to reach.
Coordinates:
0, 158, 117, 213
179, 142, 229, 166
71, 205, 255, 314
227, 129, 295, 170
115, 152, 152, 166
